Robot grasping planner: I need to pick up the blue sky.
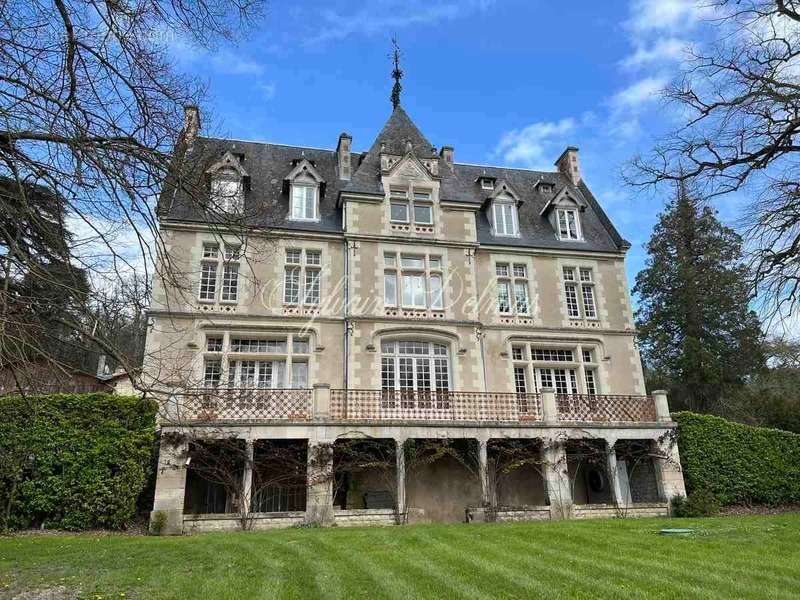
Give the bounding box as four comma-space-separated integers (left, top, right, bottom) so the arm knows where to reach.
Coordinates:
170, 0, 727, 293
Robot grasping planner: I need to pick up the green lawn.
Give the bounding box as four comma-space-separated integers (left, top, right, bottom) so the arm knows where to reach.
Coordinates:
2, 515, 799, 599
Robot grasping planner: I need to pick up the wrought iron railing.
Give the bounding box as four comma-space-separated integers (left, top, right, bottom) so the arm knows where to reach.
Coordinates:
329, 389, 542, 423
171, 388, 312, 422
556, 394, 657, 423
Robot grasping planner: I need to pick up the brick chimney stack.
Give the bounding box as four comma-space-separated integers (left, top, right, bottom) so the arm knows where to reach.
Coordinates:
440, 146, 454, 168
182, 105, 200, 147
337, 132, 352, 181
555, 146, 581, 186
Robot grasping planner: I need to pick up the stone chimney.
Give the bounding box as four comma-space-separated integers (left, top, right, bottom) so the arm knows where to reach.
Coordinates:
440, 146, 454, 168
555, 146, 581, 186
337, 132, 352, 181
182, 104, 201, 146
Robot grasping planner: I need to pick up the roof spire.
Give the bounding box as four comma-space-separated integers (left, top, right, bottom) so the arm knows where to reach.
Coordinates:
389, 37, 403, 109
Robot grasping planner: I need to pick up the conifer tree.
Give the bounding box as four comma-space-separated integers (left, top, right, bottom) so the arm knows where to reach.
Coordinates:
634, 183, 764, 412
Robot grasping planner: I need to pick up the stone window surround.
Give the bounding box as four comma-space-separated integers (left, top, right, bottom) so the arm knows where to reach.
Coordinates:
283, 247, 323, 306
508, 340, 604, 396
198, 240, 241, 305
373, 330, 463, 391
383, 251, 444, 311
556, 258, 607, 328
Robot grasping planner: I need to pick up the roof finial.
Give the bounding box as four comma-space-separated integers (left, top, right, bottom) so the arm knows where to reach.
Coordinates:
389, 37, 403, 109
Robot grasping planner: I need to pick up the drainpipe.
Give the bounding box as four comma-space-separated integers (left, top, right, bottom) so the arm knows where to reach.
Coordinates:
342, 202, 349, 390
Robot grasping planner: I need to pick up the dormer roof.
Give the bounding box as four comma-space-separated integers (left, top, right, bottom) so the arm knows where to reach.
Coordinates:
539, 185, 587, 216
206, 150, 248, 178
285, 157, 325, 184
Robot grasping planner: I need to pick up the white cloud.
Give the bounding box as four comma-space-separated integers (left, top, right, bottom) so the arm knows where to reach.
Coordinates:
257, 82, 277, 100
626, 0, 711, 34
209, 50, 265, 77
494, 118, 577, 169
620, 38, 689, 68
610, 76, 667, 110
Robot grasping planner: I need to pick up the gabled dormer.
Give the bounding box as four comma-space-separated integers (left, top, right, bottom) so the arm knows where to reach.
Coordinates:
206, 151, 248, 214
486, 180, 522, 238
285, 158, 325, 222
540, 186, 587, 241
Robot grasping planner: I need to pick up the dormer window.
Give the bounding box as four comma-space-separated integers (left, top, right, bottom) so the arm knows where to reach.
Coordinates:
557, 208, 581, 240
492, 198, 519, 237
481, 178, 495, 191
291, 183, 318, 221
210, 170, 244, 213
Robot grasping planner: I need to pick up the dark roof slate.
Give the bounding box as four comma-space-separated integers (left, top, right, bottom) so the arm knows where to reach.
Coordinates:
160, 106, 628, 252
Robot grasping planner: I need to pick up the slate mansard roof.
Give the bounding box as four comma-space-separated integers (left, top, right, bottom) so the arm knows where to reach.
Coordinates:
160, 106, 629, 253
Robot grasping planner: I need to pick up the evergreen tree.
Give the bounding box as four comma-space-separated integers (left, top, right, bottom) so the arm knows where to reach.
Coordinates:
634, 182, 764, 413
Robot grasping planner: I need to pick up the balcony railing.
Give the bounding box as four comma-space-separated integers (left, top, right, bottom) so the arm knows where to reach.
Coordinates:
556, 394, 657, 423
172, 388, 312, 422
165, 388, 661, 425
330, 389, 542, 423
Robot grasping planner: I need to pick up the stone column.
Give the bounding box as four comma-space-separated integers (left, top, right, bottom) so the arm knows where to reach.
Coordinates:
241, 439, 254, 514
150, 434, 189, 535
542, 440, 573, 519
653, 390, 671, 422
653, 436, 686, 505
305, 440, 334, 525
541, 388, 558, 424
313, 383, 331, 420
395, 438, 406, 523
605, 439, 630, 509
478, 439, 490, 506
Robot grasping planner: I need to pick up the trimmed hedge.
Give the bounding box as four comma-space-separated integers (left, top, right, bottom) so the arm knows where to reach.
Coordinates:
0, 393, 157, 530
675, 411, 800, 505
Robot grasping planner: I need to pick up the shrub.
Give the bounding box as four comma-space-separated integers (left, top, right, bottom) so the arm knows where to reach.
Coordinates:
671, 489, 720, 518
150, 510, 168, 535
0, 393, 157, 530
675, 411, 800, 506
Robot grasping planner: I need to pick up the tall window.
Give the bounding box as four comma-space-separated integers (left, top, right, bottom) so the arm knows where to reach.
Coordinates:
211, 171, 243, 213
563, 266, 597, 319
290, 184, 318, 221
219, 335, 310, 389
511, 343, 600, 396
556, 209, 581, 240
495, 262, 530, 315
492, 199, 519, 237
199, 242, 240, 302
284, 249, 321, 305
389, 187, 433, 226
384, 253, 443, 310
381, 341, 450, 407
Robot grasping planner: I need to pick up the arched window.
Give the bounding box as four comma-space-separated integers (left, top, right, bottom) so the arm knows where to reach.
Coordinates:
380, 340, 450, 408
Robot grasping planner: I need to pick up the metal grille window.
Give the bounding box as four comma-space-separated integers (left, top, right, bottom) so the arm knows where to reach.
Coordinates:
563, 266, 597, 319
384, 253, 444, 309
284, 249, 322, 305
495, 262, 530, 315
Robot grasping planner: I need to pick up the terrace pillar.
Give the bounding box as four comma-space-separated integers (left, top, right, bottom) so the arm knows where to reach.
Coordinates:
241, 440, 254, 514
478, 439, 490, 506
305, 440, 334, 525
313, 383, 331, 420
605, 439, 630, 509
541, 388, 558, 424
652, 390, 671, 423
653, 436, 686, 505
542, 441, 572, 519
395, 438, 406, 523
150, 434, 188, 535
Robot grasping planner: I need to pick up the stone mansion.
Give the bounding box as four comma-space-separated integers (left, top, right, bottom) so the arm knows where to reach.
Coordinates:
147, 102, 686, 533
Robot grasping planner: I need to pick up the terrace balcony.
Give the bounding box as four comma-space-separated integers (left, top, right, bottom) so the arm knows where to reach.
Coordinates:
163, 387, 669, 426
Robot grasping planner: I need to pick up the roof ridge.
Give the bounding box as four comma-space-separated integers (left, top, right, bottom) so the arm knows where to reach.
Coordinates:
454, 161, 560, 174
197, 135, 340, 154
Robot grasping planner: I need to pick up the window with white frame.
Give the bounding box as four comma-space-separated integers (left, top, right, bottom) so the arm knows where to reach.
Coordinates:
556, 208, 581, 240
210, 170, 244, 213
495, 262, 530, 315
481, 178, 495, 191
384, 252, 443, 309
492, 198, 519, 237
199, 242, 240, 302
290, 183, 318, 221
380, 341, 450, 405
510, 343, 600, 396
284, 249, 321, 305
562, 266, 597, 319
389, 188, 433, 226
203, 334, 311, 389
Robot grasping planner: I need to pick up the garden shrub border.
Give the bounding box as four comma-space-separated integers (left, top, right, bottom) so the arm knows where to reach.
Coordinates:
675, 411, 800, 506
0, 392, 157, 530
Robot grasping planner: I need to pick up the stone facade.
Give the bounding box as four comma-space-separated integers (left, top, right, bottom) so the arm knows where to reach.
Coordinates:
146, 105, 686, 534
